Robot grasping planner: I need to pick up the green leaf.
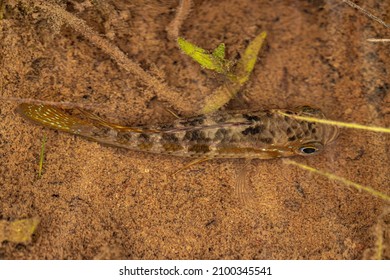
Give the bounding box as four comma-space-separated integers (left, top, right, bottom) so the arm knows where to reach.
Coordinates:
236, 31, 267, 85
212, 43, 225, 60
177, 37, 226, 73
178, 32, 268, 113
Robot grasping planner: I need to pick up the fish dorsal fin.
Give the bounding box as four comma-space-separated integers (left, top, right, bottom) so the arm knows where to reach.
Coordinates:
76, 108, 154, 133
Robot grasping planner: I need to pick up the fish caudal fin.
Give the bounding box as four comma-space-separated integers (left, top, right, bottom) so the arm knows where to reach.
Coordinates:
17, 103, 93, 134
17, 103, 159, 136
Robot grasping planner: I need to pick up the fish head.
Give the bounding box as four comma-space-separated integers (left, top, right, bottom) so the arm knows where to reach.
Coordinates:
268, 106, 339, 158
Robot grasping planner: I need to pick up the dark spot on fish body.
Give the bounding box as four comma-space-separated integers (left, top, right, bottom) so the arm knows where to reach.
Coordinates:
188, 144, 211, 154
288, 135, 297, 142
180, 115, 206, 127
162, 143, 184, 152
139, 133, 150, 141
117, 132, 133, 144
138, 142, 153, 151
243, 114, 260, 122
134, 133, 154, 150
286, 127, 293, 135
184, 130, 210, 142
264, 110, 273, 118
260, 137, 273, 144
213, 114, 228, 124
159, 123, 175, 130
214, 128, 229, 141
241, 125, 265, 136
161, 133, 179, 143
91, 127, 112, 138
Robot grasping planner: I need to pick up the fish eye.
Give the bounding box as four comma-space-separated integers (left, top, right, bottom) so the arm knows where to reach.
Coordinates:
297, 142, 323, 156
300, 146, 317, 154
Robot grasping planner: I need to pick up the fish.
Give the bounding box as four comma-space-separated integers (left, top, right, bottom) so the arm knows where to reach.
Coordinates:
16, 103, 339, 160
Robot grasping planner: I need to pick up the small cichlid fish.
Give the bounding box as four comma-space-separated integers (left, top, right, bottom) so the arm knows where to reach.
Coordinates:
17, 103, 339, 159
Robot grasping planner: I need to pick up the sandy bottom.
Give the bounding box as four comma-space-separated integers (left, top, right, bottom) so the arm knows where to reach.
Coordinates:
0, 0, 389, 259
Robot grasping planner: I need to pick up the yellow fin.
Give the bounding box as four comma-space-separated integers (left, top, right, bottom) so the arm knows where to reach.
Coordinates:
17, 104, 161, 134
17, 103, 91, 134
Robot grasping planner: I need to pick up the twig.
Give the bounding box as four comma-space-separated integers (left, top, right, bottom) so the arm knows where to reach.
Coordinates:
20, 0, 192, 112
284, 159, 390, 202
277, 111, 390, 133
366, 38, 390, 42
38, 135, 46, 179
1, 96, 101, 110
342, 0, 389, 28
166, 0, 193, 39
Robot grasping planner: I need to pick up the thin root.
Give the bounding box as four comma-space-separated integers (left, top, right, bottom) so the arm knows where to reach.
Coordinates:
277, 111, 390, 133
283, 159, 390, 203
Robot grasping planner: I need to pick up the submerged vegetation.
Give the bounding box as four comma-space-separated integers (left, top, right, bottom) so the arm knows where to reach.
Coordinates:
0, 0, 388, 259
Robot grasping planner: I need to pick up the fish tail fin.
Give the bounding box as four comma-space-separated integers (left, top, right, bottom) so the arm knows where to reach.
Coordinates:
17, 103, 159, 135
17, 103, 93, 135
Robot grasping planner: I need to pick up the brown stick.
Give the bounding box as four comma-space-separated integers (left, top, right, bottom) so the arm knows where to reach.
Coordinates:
21, 0, 194, 112
166, 0, 193, 39
342, 0, 389, 28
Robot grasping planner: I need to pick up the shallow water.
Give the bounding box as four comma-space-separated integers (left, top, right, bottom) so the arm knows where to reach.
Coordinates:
0, 0, 388, 259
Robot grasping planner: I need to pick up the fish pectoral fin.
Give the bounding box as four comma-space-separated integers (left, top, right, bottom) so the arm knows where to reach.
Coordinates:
235, 159, 259, 210
172, 157, 212, 176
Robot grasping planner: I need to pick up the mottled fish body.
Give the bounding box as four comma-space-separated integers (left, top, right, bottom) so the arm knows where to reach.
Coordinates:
17, 104, 338, 159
